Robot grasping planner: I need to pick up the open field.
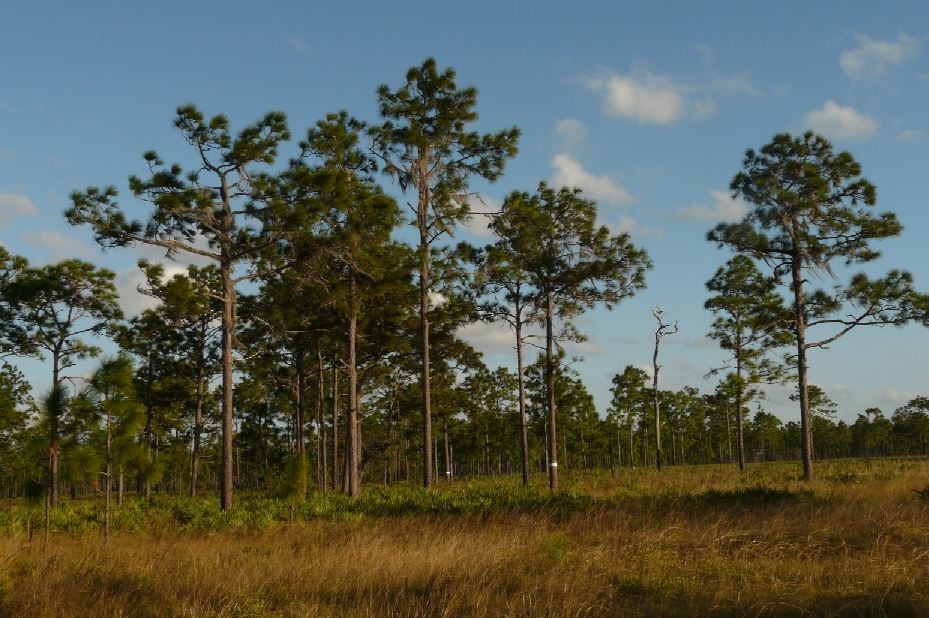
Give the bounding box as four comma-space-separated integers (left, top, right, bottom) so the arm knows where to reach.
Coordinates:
2, 458, 929, 617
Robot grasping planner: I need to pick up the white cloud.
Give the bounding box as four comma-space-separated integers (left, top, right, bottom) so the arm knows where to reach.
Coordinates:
22, 230, 93, 261
840, 33, 919, 82
876, 388, 920, 407
457, 321, 516, 355
804, 101, 878, 140
601, 214, 664, 240
0, 191, 38, 224
555, 117, 587, 150
585, 71, 696, 124
707, 74, 762, 96
461, 196, 500, 238
551, 153, 634, 205
115, 265, 178, 317
677, 190, 750, 223
286, 35, 307, 53
896, 128, 926, 141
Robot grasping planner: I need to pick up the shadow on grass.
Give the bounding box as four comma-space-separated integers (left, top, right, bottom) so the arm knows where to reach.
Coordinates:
685, 486, 817, 508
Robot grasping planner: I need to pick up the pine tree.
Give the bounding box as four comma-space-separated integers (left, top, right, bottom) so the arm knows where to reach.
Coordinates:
371, 59, 520, 488
710, 132, 922, 480
68, 104, 291, 510
493, 183, 650, 490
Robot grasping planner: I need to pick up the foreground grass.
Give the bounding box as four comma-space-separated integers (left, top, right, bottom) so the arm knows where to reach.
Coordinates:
2, 458, 928, 616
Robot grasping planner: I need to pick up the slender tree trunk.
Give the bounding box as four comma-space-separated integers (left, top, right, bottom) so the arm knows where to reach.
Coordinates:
331, 361, 339, 492
652, 369, 662, 471
791, 251, 814, 481
418, 240, 433, 489
295, 351, 306, 456
346, 276, 360, 497
726, 405, 733, 464
628, 408, 636, 469
104, 407, 111, 545
118, 468, 124, 507
515, 316, 530, 486
443, 425, 451, 482
49, 352, 61, 509
190, 328, 206, 497
735, 352, 746, 471
317, 349, 327, 491
545, 291, 558, 492
219, 255, 236, 510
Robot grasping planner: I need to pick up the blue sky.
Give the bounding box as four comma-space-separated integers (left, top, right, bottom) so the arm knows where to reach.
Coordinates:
1, 1, 927, 423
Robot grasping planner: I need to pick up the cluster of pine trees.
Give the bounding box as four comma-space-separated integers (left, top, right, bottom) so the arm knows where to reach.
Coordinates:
1, 59, 928, 511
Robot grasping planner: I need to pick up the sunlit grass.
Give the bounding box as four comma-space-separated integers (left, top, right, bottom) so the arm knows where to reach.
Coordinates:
2, 457, 928, 616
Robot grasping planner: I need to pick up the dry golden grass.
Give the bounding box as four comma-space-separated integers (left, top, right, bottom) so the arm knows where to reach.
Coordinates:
2, 459, 929, 616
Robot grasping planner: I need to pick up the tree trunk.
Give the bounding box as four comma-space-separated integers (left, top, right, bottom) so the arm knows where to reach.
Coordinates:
104, 407, 111, 545
345, 276, 360, 497
545, 291, 558, 492
791, 251, 814, 481
652, 356, 662, 472
190, 326, 206, 497
443, 425, 451, 482
735, 352, 746, 471
295, 351, 306, 456
331, 361, 339, 492
418, 240, 433, 489
317, 349, 327, 492
515, 316, 530, 486
219, 257, 236, 511
49, 352, 61, 509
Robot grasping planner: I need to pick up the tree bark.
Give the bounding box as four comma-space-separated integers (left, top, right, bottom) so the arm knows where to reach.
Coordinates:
331, 360, 339, 492
219, 257, 235, 511
652, 334, 663, 472
317, 348, 326, 492
545, 291, 558, 492
345, 275, 360, 497
515, 316, 530, 486
735, 351, 746, 471
791, 250, 814, 481
104, 406, 111, 545
190, 323, 206, 497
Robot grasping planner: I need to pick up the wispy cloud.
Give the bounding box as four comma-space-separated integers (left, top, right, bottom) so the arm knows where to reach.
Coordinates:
22, 230, 94, 261
286, 35, 307, 54
677, 190, 749, 223
0, 191, 38, 224
555, 118, 587, 150
805, 100, 878, 140
840, 33, 919, 82
585, 71, 697, 125
551, 154, 634, 205
896, 128, 926, 142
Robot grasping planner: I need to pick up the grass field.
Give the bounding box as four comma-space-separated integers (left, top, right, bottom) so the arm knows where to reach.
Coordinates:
2, 458, 929, 616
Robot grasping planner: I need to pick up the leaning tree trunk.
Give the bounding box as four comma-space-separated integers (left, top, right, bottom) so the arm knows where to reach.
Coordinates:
545, 291, 559, 492
791, 251, 814, 481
